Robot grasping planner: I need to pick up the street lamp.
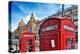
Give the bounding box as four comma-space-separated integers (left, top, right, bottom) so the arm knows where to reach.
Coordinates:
62, 4, 64, 17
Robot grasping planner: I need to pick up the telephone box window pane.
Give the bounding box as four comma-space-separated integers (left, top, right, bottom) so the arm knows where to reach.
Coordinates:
64, 25, 74, 31
66, 38, 73, 49
51, 40, 55, 47
25, 40, 32, 52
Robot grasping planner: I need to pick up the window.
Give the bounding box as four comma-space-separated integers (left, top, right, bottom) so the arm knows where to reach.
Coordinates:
51, 40, 55, 47
64, 25, 74, 31
74, 22, 78, 26
73, 15, 78, 20
42, 25, 58, 32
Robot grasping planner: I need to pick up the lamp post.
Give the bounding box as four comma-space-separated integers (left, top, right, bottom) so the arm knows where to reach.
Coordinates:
62, 4, 64, 17
15, 33, 19, 53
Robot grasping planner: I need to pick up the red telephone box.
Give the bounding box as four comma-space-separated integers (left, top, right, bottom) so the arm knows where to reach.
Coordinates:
39, 17, 76, 51
20, 31, 36, 52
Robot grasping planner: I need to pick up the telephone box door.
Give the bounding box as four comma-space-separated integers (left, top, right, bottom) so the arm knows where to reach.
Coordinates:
20, 32, 35, 52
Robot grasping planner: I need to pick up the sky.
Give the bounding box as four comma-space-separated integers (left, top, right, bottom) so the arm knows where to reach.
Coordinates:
9, 1, 72, 32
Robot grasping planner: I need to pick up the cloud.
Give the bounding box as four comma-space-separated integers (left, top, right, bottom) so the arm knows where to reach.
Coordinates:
23, 15, 31, 24
11, 24, 18, 32
23, 13, 44, 23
